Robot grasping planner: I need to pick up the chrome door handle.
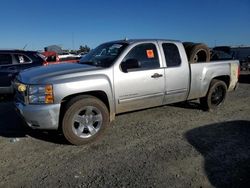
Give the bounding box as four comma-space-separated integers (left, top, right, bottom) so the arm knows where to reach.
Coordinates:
151, 73, 163, 78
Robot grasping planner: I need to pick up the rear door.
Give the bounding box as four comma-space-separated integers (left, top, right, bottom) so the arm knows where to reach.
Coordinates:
158, 42, 190, 104
114, 42, 165, 113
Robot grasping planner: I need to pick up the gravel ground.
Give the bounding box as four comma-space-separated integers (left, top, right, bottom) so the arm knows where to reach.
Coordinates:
0, 73, 250, 188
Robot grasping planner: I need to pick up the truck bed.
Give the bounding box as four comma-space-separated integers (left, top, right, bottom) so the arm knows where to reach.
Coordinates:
188, 60, 239, 100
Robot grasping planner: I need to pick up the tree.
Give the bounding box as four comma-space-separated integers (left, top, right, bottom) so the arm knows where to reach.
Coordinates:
78, 45, 91, 54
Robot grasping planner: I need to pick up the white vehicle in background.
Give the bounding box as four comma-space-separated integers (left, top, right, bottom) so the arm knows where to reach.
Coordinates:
79, 52, 88, 58
58, 52, 80, 60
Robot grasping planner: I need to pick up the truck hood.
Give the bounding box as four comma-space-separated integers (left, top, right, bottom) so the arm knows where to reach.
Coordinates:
18, 63, 100, 84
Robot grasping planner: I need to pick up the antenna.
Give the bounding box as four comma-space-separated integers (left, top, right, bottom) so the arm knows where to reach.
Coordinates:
72, 32, 75, 51
23, 44, 28, 50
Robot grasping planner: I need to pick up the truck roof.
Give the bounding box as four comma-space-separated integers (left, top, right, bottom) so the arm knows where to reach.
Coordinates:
0, 49, 38, 53
107, 39, 182, 44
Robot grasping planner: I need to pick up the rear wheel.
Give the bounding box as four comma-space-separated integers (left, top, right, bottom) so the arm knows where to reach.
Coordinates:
200, 79, 227, 111
62, 95, 109, 145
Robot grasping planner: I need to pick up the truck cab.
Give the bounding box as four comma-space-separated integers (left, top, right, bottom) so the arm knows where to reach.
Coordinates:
113, 40, 190, 113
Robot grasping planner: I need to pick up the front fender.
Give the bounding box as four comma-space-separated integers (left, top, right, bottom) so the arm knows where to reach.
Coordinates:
53, 74, 115, 121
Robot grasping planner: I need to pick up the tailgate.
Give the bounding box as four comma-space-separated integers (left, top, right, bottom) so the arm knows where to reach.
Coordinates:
228, 62, 239, 91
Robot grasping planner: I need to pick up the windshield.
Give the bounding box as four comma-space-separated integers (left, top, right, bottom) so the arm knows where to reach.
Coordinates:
79, 42, 128, 67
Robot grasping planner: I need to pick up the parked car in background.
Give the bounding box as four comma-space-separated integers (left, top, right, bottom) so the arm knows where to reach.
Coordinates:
79, 51, 88, 58
42, 51, 80, 65
0, 50, 46, 94
232, 47, 250, 71
211, 50, 234, 61
212, 46, 250, 71
58, 52, 81, 60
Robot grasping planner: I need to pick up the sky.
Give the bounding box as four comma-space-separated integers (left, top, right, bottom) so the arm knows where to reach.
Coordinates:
0, 0, 249, 50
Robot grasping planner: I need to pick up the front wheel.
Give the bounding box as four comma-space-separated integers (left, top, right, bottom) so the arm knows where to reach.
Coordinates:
200, 79, 227, 111
62, 95, 109, 145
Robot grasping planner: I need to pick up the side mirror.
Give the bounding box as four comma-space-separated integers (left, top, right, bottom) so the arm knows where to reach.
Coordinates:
121, 59, 141, 72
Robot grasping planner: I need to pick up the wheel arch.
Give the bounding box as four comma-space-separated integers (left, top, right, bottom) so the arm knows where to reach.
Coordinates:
202, 75, 230, 99
211, 75, 230, 88
200, 77, 228, 111
59, 90, 114, 130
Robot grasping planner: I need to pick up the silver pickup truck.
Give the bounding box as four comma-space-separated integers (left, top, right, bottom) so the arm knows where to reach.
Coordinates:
14, 39, 239, 145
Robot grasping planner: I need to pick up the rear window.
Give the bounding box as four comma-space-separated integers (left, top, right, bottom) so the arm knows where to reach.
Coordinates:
14, 54, 31, 64
162, 43, 181, 67
0, 54, 12, 65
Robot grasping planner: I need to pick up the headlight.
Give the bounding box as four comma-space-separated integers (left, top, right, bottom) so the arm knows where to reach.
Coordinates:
28, 85, 54, 104
17, 83, 27, 92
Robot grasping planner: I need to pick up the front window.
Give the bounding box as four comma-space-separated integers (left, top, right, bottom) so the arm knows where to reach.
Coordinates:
120, 43, 160, 72
79, 42, 128, 67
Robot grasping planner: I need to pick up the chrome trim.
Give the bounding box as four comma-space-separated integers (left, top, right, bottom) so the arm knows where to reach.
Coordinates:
118, 92, 164, 104
165, 88, 188, 95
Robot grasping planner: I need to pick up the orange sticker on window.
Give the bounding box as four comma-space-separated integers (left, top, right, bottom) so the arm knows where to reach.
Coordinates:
146, 50, 154, 58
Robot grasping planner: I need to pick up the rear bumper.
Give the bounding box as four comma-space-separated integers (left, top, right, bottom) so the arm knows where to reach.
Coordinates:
234, 82, 239, 90
15, 102, 61, 130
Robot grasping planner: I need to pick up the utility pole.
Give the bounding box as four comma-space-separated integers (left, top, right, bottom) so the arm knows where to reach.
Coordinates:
72, 32, 75, 51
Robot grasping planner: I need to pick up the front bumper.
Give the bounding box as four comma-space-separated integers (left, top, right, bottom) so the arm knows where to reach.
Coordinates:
0, 86, 14, 94
15, 102, 61, 130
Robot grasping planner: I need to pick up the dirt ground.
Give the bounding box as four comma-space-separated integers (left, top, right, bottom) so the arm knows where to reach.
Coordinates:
0, 73, 250, 188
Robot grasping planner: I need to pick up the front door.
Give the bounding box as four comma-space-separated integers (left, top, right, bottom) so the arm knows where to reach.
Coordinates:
114, 42, 165, 113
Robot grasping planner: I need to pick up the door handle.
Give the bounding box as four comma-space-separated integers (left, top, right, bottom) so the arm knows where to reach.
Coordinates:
151, 73, 163, 78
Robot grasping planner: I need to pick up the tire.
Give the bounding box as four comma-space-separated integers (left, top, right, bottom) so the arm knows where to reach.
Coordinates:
187, 43, 210, 63
62, 95, 109, 145
200, 79, 227, 111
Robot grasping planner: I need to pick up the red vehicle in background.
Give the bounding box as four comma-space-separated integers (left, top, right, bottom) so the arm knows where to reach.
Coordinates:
42, 51, 80, 65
